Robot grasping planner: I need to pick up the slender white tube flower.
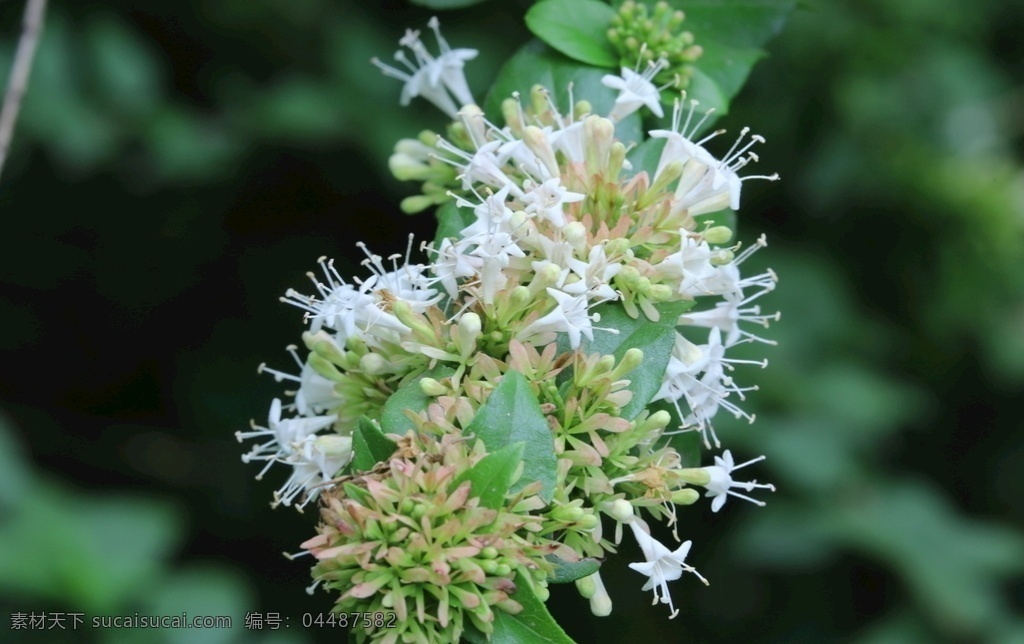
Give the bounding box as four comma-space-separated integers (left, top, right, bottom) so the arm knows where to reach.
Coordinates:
601, 59, 669, 121
236, 398, 337, 479
371, 17, 478, 118
700, 450, 775, 512
650, 98, 778, 216
521, 177, 585, 228
627, 520, 708, 619
273, 434, 353, 509
518, 288, 596, 349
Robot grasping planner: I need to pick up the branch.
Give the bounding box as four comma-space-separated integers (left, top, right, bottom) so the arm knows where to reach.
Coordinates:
0, 0, 48, 181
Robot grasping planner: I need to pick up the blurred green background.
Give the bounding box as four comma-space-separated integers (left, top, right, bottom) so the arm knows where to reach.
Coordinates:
1, 0, 1022, 642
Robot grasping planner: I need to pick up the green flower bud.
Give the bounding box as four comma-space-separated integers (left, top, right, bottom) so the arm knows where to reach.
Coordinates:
575, 573, 597, 599
671, 488, 701, 505
704, 225, 734, 245
419, 377, 448, 397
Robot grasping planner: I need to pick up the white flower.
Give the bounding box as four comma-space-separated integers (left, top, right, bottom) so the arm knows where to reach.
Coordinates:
518, 288, 596, 349
273, 434, 353, 509
236, 398, 337, 479
281, 257, 373, 342
627, 520, 707, 619
701, 450, 775, 512
257, 347, 343, 417
564, 243, 621, 303
654, 233, 718, 295
429, 237, 481, 298
601, 60, 669, 121
371, 17, 478, 118
521, 177, 585, 228
650, 99, 778, 216
653, 328, 763, 448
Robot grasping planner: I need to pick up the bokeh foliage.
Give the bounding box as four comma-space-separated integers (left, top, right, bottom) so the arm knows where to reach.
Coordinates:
1, 0, 1022, 642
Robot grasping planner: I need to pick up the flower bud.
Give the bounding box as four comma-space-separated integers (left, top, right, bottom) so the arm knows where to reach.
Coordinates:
550, 505, 585, 523
611, 347, 644, 380
604, 498, 635, 523
648, 284, 673, 301
576, 573, 597, 599
315, 434, 353, 459
308, 353, 344, 381
671, 488, 701, 505
419, 377, 448, 397
388, 153, 431, 181
577, 513, 600, 530
523, 126, 559, 178
564, 222, 588, 252
359, 352, 388, 376
703, 225, 733, 245
589, 574, 612, 617
676, 467, 712, 486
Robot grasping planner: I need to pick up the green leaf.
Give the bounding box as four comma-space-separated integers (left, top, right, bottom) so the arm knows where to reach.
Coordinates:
453, 443, 525, 509
651, 0, 796, 116
351, 416, 398, 472
465, 571, 576, 644
380, 364, 457, 435
684, 46, 765, 115
466, 370, 558, 503
484, 40, 643, 146
0, 488, 180, 612
564, 300, 695, 419
676, 0, 797, 50
433, 200, 476, 249
525, 0, 618, 67
409, 0, 489, 8
545, 555, 602, 583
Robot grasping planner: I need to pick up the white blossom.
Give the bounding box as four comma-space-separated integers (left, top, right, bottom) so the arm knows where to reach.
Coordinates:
518, 288, 596, 349
371, 17, 477, 118
273, 434, 353, 508
627, 520, 707, 619
601, 60, 668, 121
236, 398, 337, 479
650, 99, 778, 216
701, 450, 775, 512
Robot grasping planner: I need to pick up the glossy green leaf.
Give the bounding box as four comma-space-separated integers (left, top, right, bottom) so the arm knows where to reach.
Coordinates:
564, 300, 694, 419
484, 40, 643, 146
677, 0, 797, 49
352, 416, 397, 472
433, 200, 476, 249
643, 0, 795, 116
545, 555, 603, 583
465, 571, 576, 644
380, 364, 457, 436
466, 370, 557, 503
453, 442, 525, 509
525, 0, 618, 67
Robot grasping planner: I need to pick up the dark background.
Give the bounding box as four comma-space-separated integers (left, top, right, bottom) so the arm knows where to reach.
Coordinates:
1, 0, 1023, 642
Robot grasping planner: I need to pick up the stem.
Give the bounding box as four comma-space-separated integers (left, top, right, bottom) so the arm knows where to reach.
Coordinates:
0, 0, 48, 181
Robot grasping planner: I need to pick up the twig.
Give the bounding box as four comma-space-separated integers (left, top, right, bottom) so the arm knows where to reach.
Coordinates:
0, 0, 48, 181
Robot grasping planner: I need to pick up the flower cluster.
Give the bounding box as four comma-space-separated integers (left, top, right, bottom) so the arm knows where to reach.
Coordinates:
302, 432, 558, 642
239, 17, 780, 640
